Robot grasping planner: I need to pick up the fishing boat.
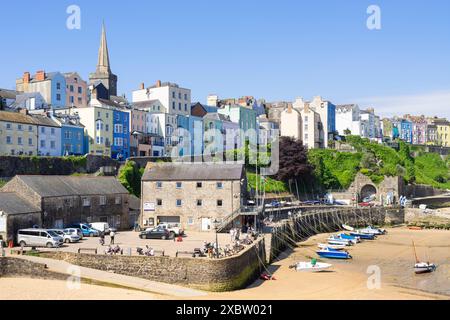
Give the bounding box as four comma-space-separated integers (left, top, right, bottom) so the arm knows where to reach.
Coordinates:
359, 226, 386, 235
349, 232, 376, 240
412, 240, 436, 274
339, 233, 361, 243
317, 247, 352, 259
295, 261, 333, 272
318, 243, 346, 250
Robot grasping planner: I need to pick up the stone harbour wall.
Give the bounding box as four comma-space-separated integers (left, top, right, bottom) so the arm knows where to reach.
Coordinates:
39, 238, 266, 292
0, 257, 67, 280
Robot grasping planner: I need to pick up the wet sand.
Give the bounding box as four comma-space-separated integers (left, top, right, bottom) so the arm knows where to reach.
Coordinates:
1, 228, 449, 300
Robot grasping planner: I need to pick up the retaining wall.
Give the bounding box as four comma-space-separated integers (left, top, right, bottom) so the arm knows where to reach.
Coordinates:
39, 238, 266, 292
0, 257, 67, 280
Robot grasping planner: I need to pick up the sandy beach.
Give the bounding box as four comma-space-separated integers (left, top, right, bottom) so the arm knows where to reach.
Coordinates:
1, 227, 449, 300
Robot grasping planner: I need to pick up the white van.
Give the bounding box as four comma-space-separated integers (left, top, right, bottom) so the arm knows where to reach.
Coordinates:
17, 229, 64, 248
89, 222, 116, 235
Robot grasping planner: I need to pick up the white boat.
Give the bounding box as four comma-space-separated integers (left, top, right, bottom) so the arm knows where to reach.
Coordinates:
318, 243, 346, 250
412, 241, 436, 274
295, 261, 333, 272
327, 237, 353, 246
359, 226, 386, 235
342, 224, 354, 231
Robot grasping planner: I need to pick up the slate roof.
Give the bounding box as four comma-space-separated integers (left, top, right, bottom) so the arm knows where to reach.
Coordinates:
14, 175, 129, 198
0, 110, 36, 125
142, 163, 244, 181
0, 89, 18, 100
30, 114, 60, 127
0, 192, 41, 215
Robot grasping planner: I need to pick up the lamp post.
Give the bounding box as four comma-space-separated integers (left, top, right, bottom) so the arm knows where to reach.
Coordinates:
213, 219, 219, 259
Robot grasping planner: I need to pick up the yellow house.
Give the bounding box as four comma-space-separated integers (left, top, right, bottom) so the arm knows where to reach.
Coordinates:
76, 105, 113, 156
434, 119, 450, 147
0, 110, 38, 156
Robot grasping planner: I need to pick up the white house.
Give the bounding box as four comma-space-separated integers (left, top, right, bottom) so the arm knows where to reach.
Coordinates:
335, 104, 361, 136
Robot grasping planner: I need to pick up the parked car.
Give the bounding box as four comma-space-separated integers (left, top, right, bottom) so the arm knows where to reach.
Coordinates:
152, 223, 184, 237
63, 228, 83, 240
89, 222, 116, 235
48, 229, 80, 244
67, 223, 100, 237
17, 229, 64, 248
303, 200, 321, 206
139, 227, 171, 240
359, 202, 375, 207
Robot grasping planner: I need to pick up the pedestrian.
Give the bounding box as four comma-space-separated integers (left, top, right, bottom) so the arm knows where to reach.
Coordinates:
229, 228, 235, 242
235, 228, 240, 241
99, 232, 105, 246
110, 230, 115, 245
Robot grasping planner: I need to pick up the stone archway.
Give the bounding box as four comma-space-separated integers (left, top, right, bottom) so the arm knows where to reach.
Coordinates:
360, 184, 377, 201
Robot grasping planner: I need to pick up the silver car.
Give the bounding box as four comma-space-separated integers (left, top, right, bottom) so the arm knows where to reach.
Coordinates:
48, 229, 80, 244
17, 229, 64, 248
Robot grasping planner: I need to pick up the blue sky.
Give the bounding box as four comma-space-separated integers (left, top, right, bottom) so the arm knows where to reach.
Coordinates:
1, 0, 450, 117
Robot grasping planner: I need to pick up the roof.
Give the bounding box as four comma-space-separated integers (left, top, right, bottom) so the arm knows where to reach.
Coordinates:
0, 192, 41, 215
0, 110, 36, 125
30, 72, 61, 83
142, 163, 245, 181
132, 100, 160, 109
30, 114, 60, 127
13, 175, 128, 197
0, 89, 18, 100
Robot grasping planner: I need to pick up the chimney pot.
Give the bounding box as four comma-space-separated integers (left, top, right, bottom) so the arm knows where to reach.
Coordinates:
156, 80, 161, 88
140, 83, 145, 90
35, 70, 45, 81
23, 72, 31, 84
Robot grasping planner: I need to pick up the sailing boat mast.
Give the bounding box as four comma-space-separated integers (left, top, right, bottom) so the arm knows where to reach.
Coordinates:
412, 240, 419, 264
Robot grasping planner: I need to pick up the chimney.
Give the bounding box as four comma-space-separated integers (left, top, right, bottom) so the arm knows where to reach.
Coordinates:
19, 108, 29, 115
140, 83, 145, 90
287, 103, 293, 113
23, 72, 31, 84
35, 70, 45, 81
156, 80, 161, 88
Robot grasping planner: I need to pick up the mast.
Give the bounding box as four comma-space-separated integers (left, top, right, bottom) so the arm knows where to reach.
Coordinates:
412, 240, 419, 263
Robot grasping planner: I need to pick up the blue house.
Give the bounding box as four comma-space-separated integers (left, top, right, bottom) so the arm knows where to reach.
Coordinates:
400, 120, 413, 144
176, 114, 204, 157
53, 113, 85, 156
112, 109, 130, 160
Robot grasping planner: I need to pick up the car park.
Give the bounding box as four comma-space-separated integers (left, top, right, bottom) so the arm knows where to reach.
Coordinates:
17, 229, 64, 248
139, 227, 171, 240
67, 223, 100, 237
89, 222, 116, 235
48, 229, 80, 243
63, 228, 83, 240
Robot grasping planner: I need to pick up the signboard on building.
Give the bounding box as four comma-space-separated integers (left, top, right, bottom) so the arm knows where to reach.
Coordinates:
143, 202, 155, 211
0, 213, 6, 232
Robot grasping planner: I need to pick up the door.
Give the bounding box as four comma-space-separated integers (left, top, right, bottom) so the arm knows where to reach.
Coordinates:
157, 216, 180, 224
201, 218, 211, 231
54, 219, 64, 229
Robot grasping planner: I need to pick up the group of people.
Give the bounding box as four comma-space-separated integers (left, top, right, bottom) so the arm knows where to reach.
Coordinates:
99, 230, 116, 246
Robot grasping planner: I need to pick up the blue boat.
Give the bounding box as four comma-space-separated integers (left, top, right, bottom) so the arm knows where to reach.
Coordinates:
339, 233, 361, 243
316, 247, 352, 259
350, 232, 376, 240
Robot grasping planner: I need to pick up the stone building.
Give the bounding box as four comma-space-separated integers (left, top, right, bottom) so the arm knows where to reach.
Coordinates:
2, 175, 130, 230
141, 163, 246, 232
0, 192, 41, 244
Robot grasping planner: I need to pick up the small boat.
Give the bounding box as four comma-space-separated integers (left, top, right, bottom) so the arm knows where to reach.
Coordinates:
295, 261, 333, 272
317, 247, 352, 259
350, 232, 376, 240
342, 224, 354, 231
359, 226, 386, 235
327, 236, 353, 246
339, 233, 361, 243
318, 243, 346, 250
412, 240, 436, 274
409, 226, 422, 231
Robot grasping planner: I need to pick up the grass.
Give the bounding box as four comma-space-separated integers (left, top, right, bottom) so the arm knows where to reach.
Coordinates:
247, 172, 288, 193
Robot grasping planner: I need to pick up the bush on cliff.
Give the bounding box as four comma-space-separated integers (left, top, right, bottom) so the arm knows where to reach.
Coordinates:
118, 161, 144, 197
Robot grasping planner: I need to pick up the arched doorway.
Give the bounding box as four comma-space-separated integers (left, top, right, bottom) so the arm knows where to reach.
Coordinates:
360, 184, 377, 201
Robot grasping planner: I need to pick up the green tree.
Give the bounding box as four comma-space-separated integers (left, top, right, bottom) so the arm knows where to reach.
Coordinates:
118, 161, 143, 197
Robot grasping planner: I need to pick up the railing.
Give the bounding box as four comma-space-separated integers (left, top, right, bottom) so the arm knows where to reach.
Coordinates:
216, 205, 264, 233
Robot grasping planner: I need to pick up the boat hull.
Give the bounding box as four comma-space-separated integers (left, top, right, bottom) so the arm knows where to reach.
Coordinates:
296, 262, 333, 272
317, 251, 352, 259
350, 232, 375, 240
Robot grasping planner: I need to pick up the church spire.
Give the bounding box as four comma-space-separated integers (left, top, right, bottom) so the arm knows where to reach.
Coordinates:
97, 22, 111, 72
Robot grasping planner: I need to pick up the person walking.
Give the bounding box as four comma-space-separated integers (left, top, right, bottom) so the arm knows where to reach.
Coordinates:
99, 232, 105, 246
109, 230, 115, 245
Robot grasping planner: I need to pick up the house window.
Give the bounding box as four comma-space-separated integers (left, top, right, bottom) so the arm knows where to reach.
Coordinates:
6, 123, 12, 130
172, 91, 175, 98
197, 199, 203, 206
41, 127, 45, 133
176, 199, 182, 207
17, 137, 22, 145
78, 87, 82, 94
99, 196, 106, 206
172, 101, 175, 109
178, 92, 181, 99
184, 93, 187, 100
82, 197, 91, 207
40, 140, 46, 148
28, 138, 33, 146
56, 94, 61, 101
51, 128, 55, 135
28, 126, 33, 132
105, 124, 109, 132
6, 136, 12, 144
216, 182, 223, 189
18, 124, 23, 131
156, 181, 162, 188
56, 83, 61, 90
157, 199, 163, 206
178, 103, 181, 110
115, 196, 121, 205
51, 141, 56, 149
176, 182, 182, 189
70, 96, 74, 103
196, 182, 203, 188
70, 85, 74, 92
217, 199, 223, 207
187, 217, 194, 225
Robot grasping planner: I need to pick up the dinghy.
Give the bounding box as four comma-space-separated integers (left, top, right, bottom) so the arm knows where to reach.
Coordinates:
318, 243, 346, 250
295, 261, 333, 272
342, 224, 354, 231
327, 235, 353, 246
317, 247, 352, 259
339, 233, 361, 243
359, 226, 385, 235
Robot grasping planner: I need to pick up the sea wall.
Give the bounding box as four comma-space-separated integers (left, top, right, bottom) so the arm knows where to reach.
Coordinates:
265, 207, 404, 263
0, 257, 67, 280
39, 238, 266, 292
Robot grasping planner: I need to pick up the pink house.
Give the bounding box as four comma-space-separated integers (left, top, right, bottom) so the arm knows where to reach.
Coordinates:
64, 72, 87, 107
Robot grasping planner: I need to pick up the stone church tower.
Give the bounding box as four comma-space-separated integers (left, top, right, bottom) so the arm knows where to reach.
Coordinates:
89, 23, 118, 97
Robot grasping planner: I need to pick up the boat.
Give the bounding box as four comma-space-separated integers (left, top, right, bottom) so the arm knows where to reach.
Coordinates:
342, 224, 354, 231
318, 243, 346, 250
412, 240, 436, 274
349, 232, 376, 240
359, 226, 386, 235
408, 226, 422, 231
327, 236, 353, 246
317, 247, 352, 259
339, 233, 361, 243
295, 261, 333, 272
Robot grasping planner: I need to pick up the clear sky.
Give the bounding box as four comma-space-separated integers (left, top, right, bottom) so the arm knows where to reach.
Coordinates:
1, 0, 450, 118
